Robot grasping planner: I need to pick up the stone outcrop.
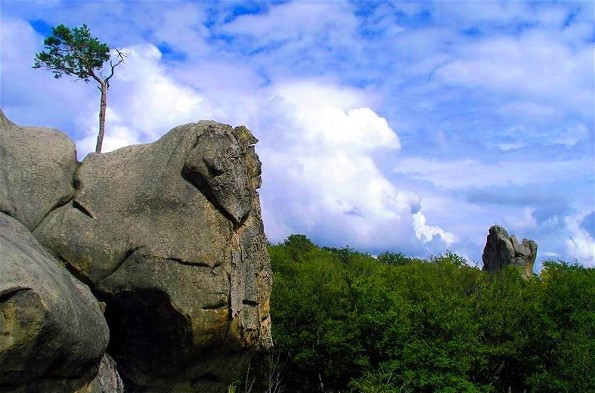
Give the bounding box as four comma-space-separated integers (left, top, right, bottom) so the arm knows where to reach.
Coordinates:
0, 109, 272, 393
482, 225, 537, 278
0, 109, 77, 231
0, 212, 109, 393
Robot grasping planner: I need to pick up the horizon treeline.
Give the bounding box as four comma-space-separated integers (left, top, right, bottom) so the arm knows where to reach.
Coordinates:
230, 234, 594, 393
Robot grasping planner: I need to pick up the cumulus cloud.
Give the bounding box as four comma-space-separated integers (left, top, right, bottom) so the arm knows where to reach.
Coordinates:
75, 107, 142, 155
256, 81, 455, 254
75, 44, 213, 156
413, 212, 457, 246
565, 212, 595, 266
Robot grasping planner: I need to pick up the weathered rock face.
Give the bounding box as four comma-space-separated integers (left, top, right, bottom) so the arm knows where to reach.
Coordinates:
32, 121, 272, 391
482, 225, 537, 278
0, 212, 109, 392
0, 109, 272, 393
0, 109, 77, 231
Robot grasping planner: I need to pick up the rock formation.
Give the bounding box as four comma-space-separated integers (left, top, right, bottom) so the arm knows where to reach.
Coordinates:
482, 225, 537, 278
0, 212, 110, 393
0, 109, 272, 393
0, 109, 77, 231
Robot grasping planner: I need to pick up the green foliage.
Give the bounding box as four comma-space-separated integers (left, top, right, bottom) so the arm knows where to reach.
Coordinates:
33, 23, 125, 153
526, 261, 595, 392
33, 24, 110, 82
236, 237, 594, 393
376, 251, 416, 266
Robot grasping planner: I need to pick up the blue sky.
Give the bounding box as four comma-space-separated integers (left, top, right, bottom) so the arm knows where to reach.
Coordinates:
1, 0, 594, 268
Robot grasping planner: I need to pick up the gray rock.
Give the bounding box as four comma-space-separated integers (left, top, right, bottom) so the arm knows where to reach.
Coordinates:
0, 212, 109, 391
35, 121, 272, 392
76, 354, 124, 393
0, 109, 77, 231
482, 225, 538, 278
184, 125, 257, 226
2, 354, 123, 393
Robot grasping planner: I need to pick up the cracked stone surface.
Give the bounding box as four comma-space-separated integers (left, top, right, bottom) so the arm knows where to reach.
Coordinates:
33, 120, 272, 392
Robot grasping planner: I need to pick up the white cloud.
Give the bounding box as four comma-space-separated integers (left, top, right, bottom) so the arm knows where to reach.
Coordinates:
503, 207, 539, 231
0, 17, 93, 129
149, 3, 210, 57
441, 2, 527, 25
481, 122, 591, 151
498, 101, 560, 120
222, 1, 357, 43
0, 18, 37, 65
394, 157, 591, 190
114, 45, 212, 136
553, 123, 589, 146
268, 81, 399, 152
76, 107, 142, 155
257, 81, 454, 254
216, 1, 363, 80
565, 212, 595, 266
436, 30, 593, 117
75, 44, 213, 156
413, 212, 457, 246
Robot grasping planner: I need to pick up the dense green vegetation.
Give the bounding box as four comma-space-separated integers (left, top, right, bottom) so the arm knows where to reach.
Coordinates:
232, 235, 594, 393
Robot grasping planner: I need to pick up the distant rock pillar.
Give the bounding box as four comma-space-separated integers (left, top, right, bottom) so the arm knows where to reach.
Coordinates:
482, 225, 537, 278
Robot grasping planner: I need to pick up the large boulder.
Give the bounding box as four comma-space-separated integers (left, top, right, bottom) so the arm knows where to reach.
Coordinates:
0, 212, 109, 392
482, 225, 537, 278
35, 121, 273, 392
0, 109, 77, 231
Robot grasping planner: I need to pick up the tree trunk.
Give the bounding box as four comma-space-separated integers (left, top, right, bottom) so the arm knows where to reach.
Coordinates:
96, 80, 107, 153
